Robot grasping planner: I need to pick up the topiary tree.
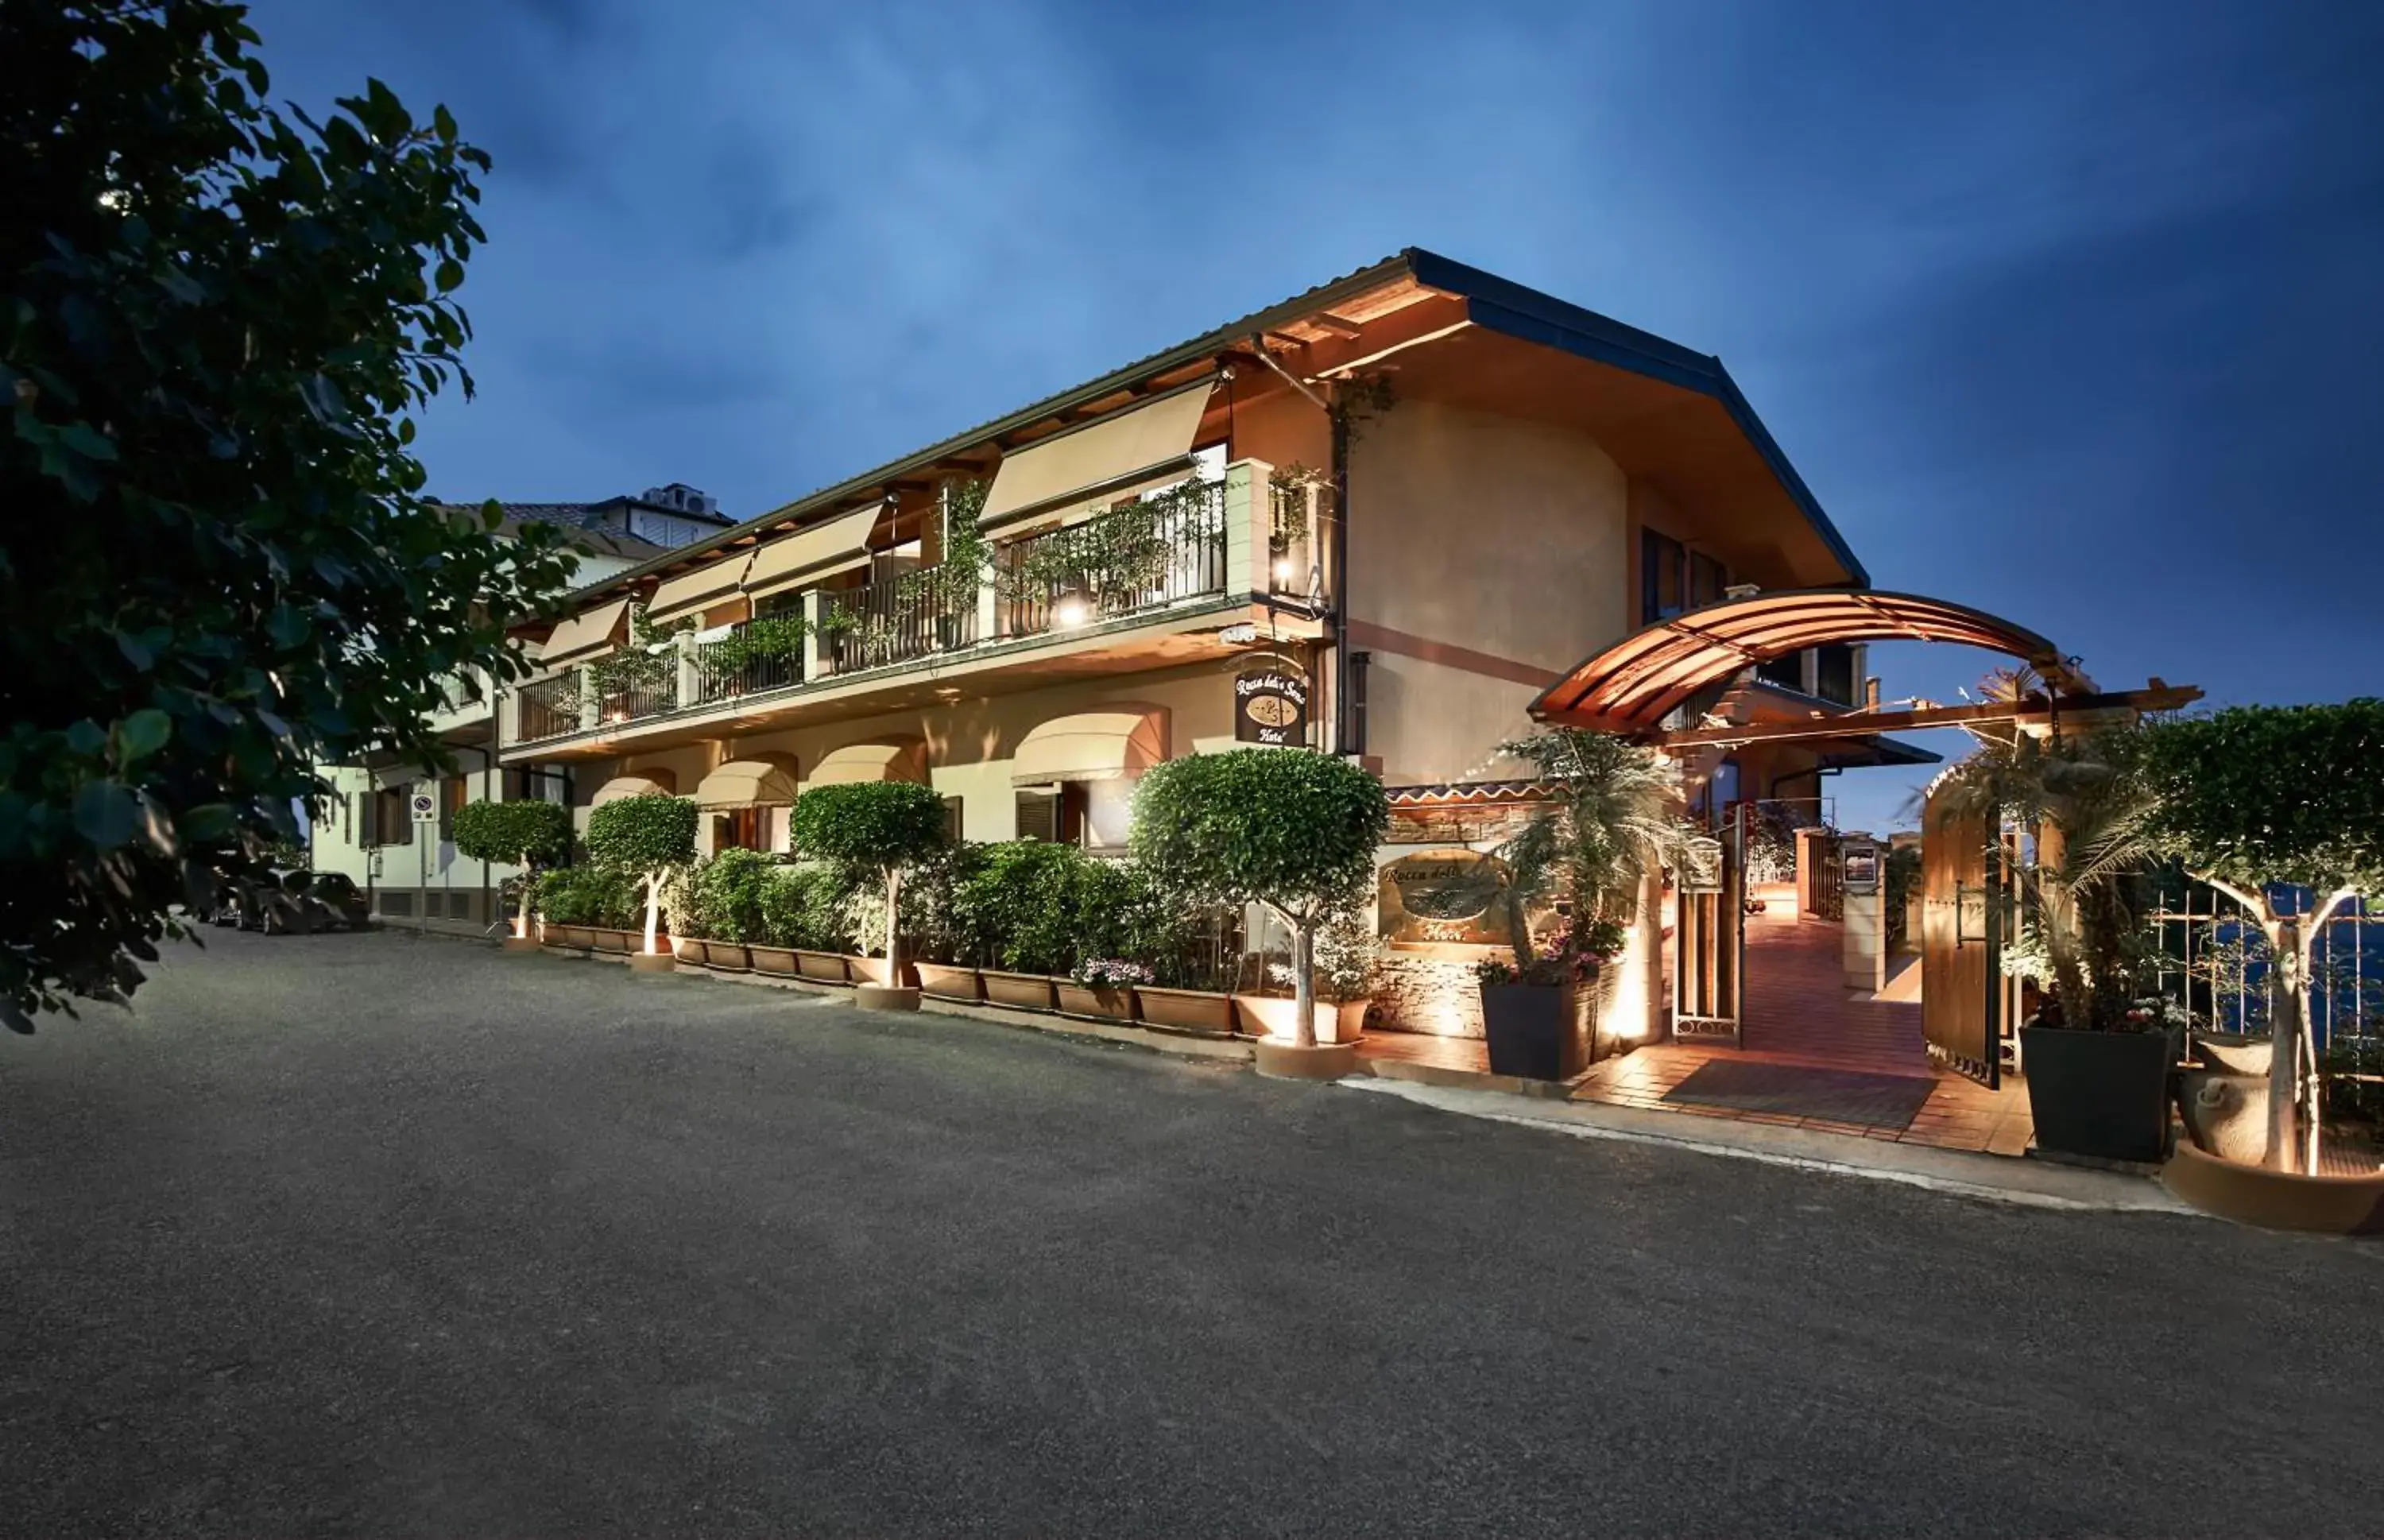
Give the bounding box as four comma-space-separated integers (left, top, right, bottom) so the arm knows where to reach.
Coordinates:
449, 799, 572, 938
1130, 749, 1388, 1047
582, 794, 698, 956
792, 782, 950, 978
2140, 700, 2384, 1171
0, 2, 579, 1027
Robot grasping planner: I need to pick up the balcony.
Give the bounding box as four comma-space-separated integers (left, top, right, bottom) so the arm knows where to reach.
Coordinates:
695, 620, 804, 704
501, 459, 1321, 760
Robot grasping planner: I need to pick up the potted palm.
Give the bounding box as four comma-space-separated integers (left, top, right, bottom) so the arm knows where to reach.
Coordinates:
1934, 720, 2175, 1161
1479, 730, 1689, 1081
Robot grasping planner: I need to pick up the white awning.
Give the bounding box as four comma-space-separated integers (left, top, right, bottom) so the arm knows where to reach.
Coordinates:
805, 741, 927, 787
979, 380, 1215, 533
645, 552, 752, 627
743, 504, 884, 601
537, 598, 631, 667
590, 770, 678, 807
1010, 707, 1167, 785
694, 755, 801, 809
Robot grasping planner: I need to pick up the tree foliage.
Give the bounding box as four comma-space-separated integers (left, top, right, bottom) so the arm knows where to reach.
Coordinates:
1130, 750, 1386, 926
791, 782, 949, 876
2138, 702, 2384, 897
583, 795, 699, 876
448, 799, 571, 870
0, 2, 576, 1025
1492, 729, 1692, 980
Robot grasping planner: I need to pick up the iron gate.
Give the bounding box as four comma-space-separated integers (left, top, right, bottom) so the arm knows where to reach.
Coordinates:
1674, 803, 1747, 1046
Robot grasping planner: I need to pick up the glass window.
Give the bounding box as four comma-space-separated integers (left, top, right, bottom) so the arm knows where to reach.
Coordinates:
1689, 552, 1728, 609
713, 808, 766, 852
1756, 652, 1805, 692
1641, 530, 1685, 622
1815, 644, 1859, 706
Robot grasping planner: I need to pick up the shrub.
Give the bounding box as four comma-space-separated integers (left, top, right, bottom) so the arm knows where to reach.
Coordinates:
451, 799, 574, 937
792, 781, 950, 969
1131, 750, 1387, 1045
757, 862, 853, 952
583, 794, 699, 954
951, 840, 1085, 973
687, 849, 776, 944
533, 866, 639, 929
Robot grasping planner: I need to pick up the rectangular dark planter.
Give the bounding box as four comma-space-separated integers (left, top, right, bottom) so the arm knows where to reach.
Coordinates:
748, 945, 799, 977
914, 962, 983, 1002
1055, 981, 1136, 1022
1134, 985, 1237, 1035
981, 970, 1056, 1011
794, 950, 849, 983
1480, 983, 1585, 1081
2022, 1024, 2173, 1163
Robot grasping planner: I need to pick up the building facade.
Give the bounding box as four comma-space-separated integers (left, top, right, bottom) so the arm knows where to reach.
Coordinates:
312, 489, 736, 931
493, 250, 1905, 1035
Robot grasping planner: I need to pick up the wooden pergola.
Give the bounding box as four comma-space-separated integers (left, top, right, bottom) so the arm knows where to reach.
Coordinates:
1527, 588, 2199, 747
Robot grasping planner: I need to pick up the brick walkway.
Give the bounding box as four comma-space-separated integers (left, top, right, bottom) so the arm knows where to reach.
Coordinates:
1362, 911, 2037, 1157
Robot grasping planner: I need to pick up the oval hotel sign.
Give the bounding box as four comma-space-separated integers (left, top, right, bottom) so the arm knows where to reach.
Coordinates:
1233, 662, 1310, 746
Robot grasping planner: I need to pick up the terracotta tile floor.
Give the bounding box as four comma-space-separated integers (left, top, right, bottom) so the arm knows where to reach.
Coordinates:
1363, 910, 2037, 1158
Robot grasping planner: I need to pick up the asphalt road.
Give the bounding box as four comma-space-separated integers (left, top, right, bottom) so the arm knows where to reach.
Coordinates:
3, 931, 2380, 1538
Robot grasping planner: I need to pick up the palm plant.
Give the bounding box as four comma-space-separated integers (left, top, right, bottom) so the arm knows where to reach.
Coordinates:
1488, 729, 1697, 983
1930, 718, 2159, 1031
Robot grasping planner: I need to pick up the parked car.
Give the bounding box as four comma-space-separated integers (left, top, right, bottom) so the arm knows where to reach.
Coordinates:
295, 871, 372, 931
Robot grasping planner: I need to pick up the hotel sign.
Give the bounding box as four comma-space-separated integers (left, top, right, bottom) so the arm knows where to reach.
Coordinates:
1233, 662, 1310, 746
1377, 849, 1515, 946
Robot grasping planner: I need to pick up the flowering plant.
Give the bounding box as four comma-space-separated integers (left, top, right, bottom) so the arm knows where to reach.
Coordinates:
1074, 958, 1153, 989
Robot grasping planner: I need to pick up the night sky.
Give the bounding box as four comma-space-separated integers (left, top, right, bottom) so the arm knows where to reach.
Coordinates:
248, 0, 2384, 831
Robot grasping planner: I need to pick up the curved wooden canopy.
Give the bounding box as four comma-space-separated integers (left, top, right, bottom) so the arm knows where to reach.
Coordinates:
1530, 589, 2091, 733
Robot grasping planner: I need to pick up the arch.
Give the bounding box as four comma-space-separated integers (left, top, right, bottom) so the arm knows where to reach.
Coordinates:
590, 769, 679, 807
1010, 706, 1168, 784
1529, 589, 2092, 733
804, 739, 928, 787
694, 754, 802, 810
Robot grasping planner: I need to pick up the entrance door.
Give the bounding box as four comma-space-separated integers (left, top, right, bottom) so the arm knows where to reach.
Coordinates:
1920, 787, 2002, 1086
1674, 803, 1745, 1045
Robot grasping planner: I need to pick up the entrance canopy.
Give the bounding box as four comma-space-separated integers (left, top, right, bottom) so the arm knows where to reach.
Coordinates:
695, 756, 800, 810
1530, 589, 2095, 735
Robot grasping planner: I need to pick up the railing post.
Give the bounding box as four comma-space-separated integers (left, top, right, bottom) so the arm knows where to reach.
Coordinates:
1225, 459, 1271, 601
975, 561, 1000, 642
801, 589, 826, 679
575, 667, 599, 732
674, 629, 699, 709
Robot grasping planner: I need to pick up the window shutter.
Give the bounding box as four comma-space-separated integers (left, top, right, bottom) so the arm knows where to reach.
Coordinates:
1014, 789, 1057, 843
360, 789, 378, 847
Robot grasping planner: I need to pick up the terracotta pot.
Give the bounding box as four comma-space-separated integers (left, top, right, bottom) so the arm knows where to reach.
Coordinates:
546, 925, 590, 950
846, 955, 919, 989
501, 935, 541, 954
1055, 981, 1137, 1022
673, 936, 703, 965
706, 940, 753, 972
2162, 1140, 2384, 1233
855, 984, 922, 1013
748, 944, 799, 977
628, 950, 677, 974
981, 970, 1056, 1011
1233, 995, 1360, 1045
591, 928, 633, 955
914, 962, 983, 1002
2197, 1032, 2272, 1077
1252, 1038, 1363, 1081
794, 950, 850, 983
1132, 985, 1236, 1035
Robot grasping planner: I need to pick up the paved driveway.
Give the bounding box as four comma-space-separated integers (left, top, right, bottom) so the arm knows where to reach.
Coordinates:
3, 931, 2379, 1537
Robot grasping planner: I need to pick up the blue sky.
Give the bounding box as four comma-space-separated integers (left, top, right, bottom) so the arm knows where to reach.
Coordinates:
250, 0, 2383, 831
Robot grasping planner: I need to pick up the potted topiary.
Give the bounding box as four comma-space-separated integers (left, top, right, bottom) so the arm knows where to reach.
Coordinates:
1131, 749, 1388, 1080
1935, 722, 2174, 1161
1479, 730, 1692, 1081
791, 780, 949, 1010
952, 840, 1082, 1010
450, 797, 574, 951
687, 848, 773, 971
750, 862, 837, 979
582, 792, 699, 973
2140, 701, 2384, 1182
532, 867, 596, 951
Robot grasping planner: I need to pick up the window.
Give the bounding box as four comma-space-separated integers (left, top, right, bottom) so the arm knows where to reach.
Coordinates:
371, 786, 412, 847
1081, 779, 1134, 853
439, 776, 469, 842
1640, 530, 1685, 623
1756, 652, 1806, 693
1815, 644, 1859, 706
942, 797, 966, 844
1014, 787, 1081, 845
712, 808, 766, 853
1641, 529, 1728, 625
